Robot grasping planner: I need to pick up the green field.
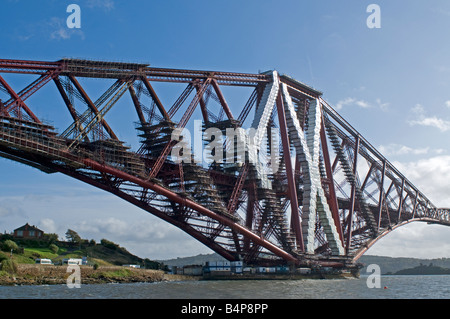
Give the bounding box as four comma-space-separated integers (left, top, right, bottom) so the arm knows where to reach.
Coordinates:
9, 247, 67, 264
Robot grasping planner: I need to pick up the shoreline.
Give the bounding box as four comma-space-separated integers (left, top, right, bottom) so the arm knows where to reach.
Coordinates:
0, 264, 198, 286
201, 273, 358, 281
0, 264, 359, 286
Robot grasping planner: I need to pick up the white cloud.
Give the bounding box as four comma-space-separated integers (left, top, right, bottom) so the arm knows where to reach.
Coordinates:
445, 100, 450, 108
392, 155, 450, 207
0, 198, 27, 219
409, 116, 450, 132
378, 144, 430, 157
69, 215, 210, 259
86, 0, 115, 11
335, 97, 389, 111
14, 17, 85, 41
367, 154, 450, 258
408, 103, 450, 132
39, 218, 57, 234
0, 177, 209, 259
411, 103, 425, 115
75, 217, 162, 240
376, 98, 390, 111
48, 17, 84, 41
50, 28, 71, 40
367, 223, 450, 259
335, 97, 371, 110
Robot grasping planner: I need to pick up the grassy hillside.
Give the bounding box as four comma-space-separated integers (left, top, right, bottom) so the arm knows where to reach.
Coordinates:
0, 236, 165, 270
84, 244, 144, 266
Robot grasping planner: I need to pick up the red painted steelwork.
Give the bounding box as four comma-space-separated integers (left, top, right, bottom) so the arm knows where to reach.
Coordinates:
276, 90, 303, 251
0, 58, 449, 267
82, 158, 299, 264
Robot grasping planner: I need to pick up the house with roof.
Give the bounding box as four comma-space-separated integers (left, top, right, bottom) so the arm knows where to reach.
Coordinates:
13, 223, 44, 239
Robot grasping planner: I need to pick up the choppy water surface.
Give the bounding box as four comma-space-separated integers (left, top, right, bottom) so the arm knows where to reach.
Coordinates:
0, 275, 449, 299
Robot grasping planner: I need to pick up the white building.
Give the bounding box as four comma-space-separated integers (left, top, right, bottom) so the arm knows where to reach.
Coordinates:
35, 258, 52, 265
62, 257, 88, 265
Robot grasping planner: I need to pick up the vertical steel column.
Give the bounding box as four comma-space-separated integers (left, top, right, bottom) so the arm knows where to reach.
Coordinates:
384, 180, 394, 226
275, 89, 304, 251
397, 179, 405, 222
244, 182, 256, 252
320, 117, 344, 244
377, 160, 386, 230
345, 135, 360, 254
412, 190, 419, 219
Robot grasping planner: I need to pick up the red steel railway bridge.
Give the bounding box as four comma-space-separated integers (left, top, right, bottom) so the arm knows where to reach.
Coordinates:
0, 58, 449, 268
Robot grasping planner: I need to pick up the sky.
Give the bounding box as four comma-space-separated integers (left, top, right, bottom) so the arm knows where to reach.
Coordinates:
1, 0, 450, 260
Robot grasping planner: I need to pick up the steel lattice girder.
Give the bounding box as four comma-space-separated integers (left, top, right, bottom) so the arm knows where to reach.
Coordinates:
0, 58, 449, 266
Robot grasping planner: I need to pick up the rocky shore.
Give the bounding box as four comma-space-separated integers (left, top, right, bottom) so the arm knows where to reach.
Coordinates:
0, 264, 197, 286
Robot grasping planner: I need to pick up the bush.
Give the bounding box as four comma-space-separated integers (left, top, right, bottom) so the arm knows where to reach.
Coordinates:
49, 244, 59, 254
32, 252, 41, 259
1, 259, 18, 274
2, 240, 18, 252
0, 252, 8, 263
43, 233, 59, 243
93, 263, 99, 270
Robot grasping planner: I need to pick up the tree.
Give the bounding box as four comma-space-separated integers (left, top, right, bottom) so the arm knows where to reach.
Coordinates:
65, 229, 82, 244
43, 233, 59, 243
100, 238, 119, 250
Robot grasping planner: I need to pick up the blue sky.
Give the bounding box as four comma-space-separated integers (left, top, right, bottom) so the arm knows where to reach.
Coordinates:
1, 0, 450, 260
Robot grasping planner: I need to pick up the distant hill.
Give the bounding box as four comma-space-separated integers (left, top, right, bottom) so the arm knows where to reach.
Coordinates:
393, 264, 450, 275
358, 255, 450, 275
160, 253, 226, 267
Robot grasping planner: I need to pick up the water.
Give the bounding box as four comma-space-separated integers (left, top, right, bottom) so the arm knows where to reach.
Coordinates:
0, 275, 449, 299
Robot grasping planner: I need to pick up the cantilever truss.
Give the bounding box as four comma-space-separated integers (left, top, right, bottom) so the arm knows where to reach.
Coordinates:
0, 58, 449, 267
